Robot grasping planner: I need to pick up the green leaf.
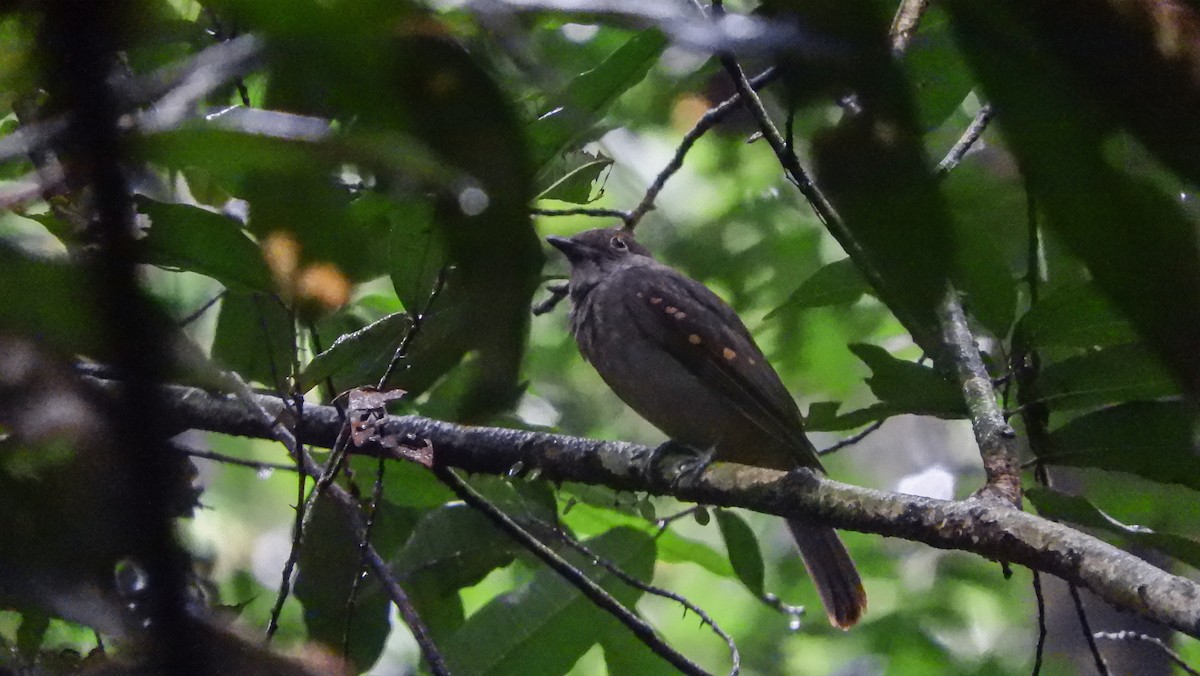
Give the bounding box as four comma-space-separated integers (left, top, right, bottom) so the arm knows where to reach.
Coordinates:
384, 197, 442, 313
902, 5, 976, 131
715, 509, 765, 597
559, 499, 733, 578
536, 152, 613, 204
849, 343, 967, 418
0, 243, 104, 357
1026, 486, 1200, 572
211, 291, 295, 387
391, 503, 520, 597
1037, 344, 1179, 411
766, 258, 871, 318
948, 3, 1200, 399
1016, 282, 1137, 351
296, 311, 407, 394
136, 197, 273, 292
296, 496, 421, 672
801, 2, 956, 355
530, 30, 667, 169
941, 162, 1022, 336
1044, 401, 1200, 491
443, 527, 656, 676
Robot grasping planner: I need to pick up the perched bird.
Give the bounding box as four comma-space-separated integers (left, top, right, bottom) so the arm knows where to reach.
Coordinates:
547, 227, 866, 629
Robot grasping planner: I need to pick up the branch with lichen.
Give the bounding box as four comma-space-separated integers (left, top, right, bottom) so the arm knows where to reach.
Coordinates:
81, 374, 1200, 641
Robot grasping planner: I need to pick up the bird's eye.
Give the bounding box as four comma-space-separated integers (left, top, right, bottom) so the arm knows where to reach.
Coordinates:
610, 236, 628, 251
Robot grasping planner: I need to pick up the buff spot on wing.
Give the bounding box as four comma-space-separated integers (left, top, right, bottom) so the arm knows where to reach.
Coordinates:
665, 306, 677, 314
722, 348, 737, 360
674, 311, 687, 320
650, 297, 663, 305
636, 292, 644, 299
747, 357, 757, 365
688, 334, 702, 345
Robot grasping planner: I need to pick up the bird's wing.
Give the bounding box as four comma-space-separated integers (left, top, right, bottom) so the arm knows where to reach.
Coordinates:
619, 263, 822, 469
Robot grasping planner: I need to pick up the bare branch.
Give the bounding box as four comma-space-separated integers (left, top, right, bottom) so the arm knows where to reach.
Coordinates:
936, 104, 995, 175
80, 375, 1200, 640
889, 0, 931, 55
936, 287, 1023, 505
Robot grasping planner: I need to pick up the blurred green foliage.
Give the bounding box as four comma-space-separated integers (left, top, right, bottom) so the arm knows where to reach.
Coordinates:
1, 0, 1198, 674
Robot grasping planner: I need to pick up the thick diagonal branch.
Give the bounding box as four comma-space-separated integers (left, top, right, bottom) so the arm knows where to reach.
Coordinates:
937, 288, 1023, 505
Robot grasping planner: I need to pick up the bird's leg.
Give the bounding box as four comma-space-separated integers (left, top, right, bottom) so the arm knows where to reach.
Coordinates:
635, 439, 715, 488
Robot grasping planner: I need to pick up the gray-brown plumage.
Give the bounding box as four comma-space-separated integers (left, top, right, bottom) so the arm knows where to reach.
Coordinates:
548, 227, 866, 629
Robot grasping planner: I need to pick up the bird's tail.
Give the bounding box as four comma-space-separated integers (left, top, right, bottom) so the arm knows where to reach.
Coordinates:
787, 519, 867, 629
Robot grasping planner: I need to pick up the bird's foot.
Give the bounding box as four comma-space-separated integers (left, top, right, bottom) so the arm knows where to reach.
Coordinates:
636, 439, 715, 488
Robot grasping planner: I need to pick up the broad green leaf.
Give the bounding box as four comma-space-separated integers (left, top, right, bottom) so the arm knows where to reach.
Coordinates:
0, 243, 104, 357
443, 527, 655, 676
850, 344, 967, 418
536, 153, 613, 204
794, 0, 955, 355
212, 291, 295, 387
296, 496, 420, 672
1026, 486, 1200, 572
766, 258, 871, 318
1037, 343, 1179, 411
559, 499, 733, 578
530, 30, 667, 170
384, 196, 442, 313
806, 400, 901, 432
902, 5, 976, 131
715, 509, 765, 598
391, 503, 521, 597
1044, 401, 1200, 491
941, 162, 1022, 337
136, 197, 272, 292
947, 3, 1200, 399
296, 311, 407, 393
1016, 282, 1137, 351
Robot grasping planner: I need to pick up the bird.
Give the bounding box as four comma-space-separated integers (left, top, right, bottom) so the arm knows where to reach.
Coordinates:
547, 226, 866, 629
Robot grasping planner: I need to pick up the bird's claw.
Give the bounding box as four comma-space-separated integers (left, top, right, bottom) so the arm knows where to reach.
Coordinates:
636, 439, 715, 488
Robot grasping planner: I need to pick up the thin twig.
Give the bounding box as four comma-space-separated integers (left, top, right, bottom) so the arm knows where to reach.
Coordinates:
435, 466, 710, 676
264, 393, 311, 642
624, 66, 780, 229
342, 269, 451, 652
379, 266, 449, 388
551, 527, 740, 676
532, 282, 570, 316
818, 420, 885, 456
532, 206, 629, 220
1067, 583, 1110, 675
936, 104, 995, 175
1032, 571, 1047, 676
656, 505, 703, 532
532, 67, 779, 232
179, 290, 226, 328
173, 442, 297, 473
708, 1, 913, 343
215, 370, 448, 671
1094, 631, 1198, 676
343, 453, 386, 656
889, 0, 931, 55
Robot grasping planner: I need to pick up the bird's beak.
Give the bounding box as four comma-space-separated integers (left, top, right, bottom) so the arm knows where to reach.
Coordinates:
546, 235, 585, 263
